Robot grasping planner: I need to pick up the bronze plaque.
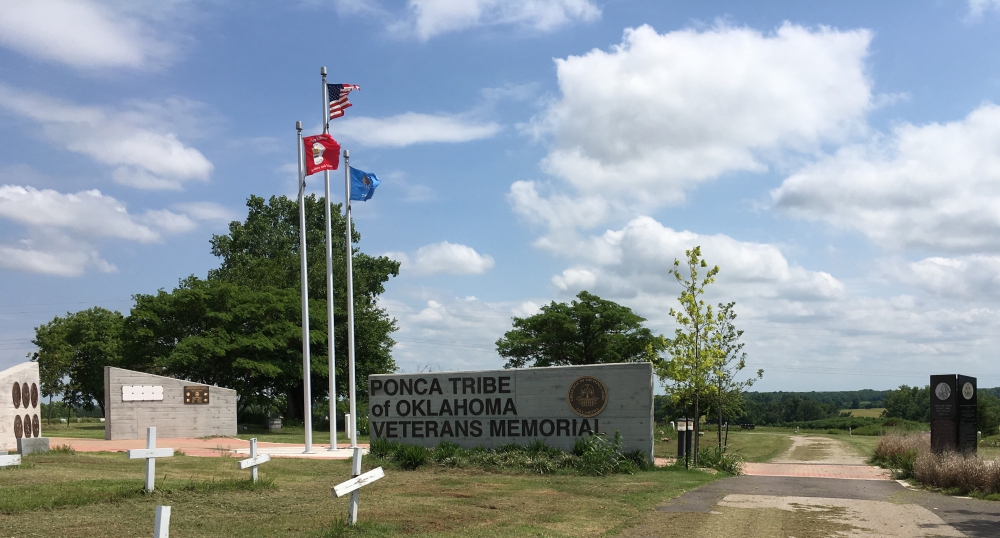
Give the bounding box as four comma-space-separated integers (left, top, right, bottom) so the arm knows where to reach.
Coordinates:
23, 414, 31, 438
32, 414, 39, 437
567, 376, 608, 418
12, 382, 20, 409
21, 383, 29, 408
13, 416, 21, 438
184, 386, 210, 405
30, 383, 38, 408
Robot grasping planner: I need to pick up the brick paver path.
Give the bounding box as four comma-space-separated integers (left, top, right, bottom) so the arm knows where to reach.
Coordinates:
49, 437, 366, 459
743, 462, 891, 480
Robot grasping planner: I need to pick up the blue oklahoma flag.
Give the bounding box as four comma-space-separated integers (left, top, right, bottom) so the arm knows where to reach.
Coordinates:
349, 167, 380, 201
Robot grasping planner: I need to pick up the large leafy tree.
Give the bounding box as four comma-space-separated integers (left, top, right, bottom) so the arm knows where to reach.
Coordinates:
496, 290, 663, 369
205, 194, 399, 417
31, 307, 124, 417
122, 277, 301, 415
658, 246, 718, 464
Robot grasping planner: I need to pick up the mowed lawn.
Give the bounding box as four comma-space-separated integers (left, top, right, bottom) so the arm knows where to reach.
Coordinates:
0, 450, 718, 537
653, 427, 794, 462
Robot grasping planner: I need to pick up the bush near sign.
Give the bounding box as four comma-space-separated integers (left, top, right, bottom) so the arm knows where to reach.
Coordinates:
368, 362, 654, 459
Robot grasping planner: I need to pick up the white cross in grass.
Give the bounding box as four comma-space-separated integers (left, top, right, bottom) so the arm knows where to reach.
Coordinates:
332, 447, 385, 523
127, 427, 174, 492
0, 453, 20, 467
237, 438, 270, 482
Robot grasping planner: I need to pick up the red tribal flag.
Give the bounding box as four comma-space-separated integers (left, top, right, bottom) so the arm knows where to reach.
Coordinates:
328, 83, 360, 120
303, 134, 341, 175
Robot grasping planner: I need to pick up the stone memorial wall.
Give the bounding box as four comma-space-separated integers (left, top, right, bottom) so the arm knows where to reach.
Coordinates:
104, 367, 237, 440
931, 373, 978, 454
0, 362, 41, 452
369, 362, 654, 459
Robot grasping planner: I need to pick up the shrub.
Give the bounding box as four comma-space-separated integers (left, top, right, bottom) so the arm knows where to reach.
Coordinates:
870, 432, 927, 479
913, 452, 1000, 496
370, 432, 645, 475
395, 444, 430, 470
696, 447, 743, 475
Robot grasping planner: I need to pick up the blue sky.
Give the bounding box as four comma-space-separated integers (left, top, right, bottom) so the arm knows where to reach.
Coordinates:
2, 0, 1000, 391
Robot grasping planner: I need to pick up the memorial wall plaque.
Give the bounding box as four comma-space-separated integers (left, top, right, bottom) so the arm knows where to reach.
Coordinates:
184, 386, 210, 405
957, 374, 978, 454
930, 374, 958, 454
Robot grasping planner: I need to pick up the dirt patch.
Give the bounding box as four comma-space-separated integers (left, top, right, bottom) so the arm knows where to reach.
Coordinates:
773, 435, 866, 465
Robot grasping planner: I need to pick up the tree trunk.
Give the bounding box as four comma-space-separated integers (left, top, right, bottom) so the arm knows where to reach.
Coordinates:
693, 389, 700, 465
718, 378, 723, 450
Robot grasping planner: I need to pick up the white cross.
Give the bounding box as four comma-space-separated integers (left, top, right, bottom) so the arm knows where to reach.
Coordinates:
153, 505, 171, 538
332, 447, 384, 524
127, 427, 174, 492
237, 438, 271, 482
0, 454, 20, 468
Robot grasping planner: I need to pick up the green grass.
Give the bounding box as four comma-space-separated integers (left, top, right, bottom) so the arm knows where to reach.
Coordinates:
839, 408, 886, 418
0, 448, 718, 537
653, 426, 793, 463
38, 421, 107, 439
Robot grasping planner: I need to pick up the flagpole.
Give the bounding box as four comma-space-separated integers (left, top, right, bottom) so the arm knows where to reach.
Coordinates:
344, 148, 361, 524
296, 121, 314, 454
321, 66, 338, 451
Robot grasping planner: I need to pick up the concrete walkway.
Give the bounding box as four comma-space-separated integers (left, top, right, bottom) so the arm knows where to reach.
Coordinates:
49, 437, 367, 459
631, 435, 998, 537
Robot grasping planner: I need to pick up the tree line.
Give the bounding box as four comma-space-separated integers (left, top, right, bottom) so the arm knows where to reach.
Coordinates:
31, 195, 400, 423
496, 247, 763, 464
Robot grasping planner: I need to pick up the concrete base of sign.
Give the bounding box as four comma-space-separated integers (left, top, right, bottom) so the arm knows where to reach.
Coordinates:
17, 436, 50, 454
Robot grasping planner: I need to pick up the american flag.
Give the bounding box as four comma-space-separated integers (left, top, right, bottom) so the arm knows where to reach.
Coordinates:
328, 83, 360, 120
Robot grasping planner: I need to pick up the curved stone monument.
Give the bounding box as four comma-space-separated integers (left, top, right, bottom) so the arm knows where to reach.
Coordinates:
1, 362, 42, 453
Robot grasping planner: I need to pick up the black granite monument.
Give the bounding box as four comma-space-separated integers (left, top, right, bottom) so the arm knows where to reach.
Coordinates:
930, 374, 977, 454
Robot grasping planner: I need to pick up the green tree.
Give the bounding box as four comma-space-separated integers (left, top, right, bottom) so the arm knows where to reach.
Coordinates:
708, 301, 762, 448
496, 291, 664, 369
31, 307, 124, 417
658, 247, 719, 464
122, 277, 301, 415
205, 194, 399, 418
881, 385, 930, 422
979, 392, 1000, 436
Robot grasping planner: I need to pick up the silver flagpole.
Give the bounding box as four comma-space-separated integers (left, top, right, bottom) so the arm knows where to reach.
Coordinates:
296, 121, 314, 454
321, 67, 338, 451
344, 149, 360, 524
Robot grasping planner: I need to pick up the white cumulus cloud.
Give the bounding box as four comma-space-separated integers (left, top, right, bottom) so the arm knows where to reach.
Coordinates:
0, 85, 213, 190
772, 103, 1000, 253
401, 241, 496, 275
396, 0, 600, 40
0, 184, 215, 276
329, 113, 501, 147
514, 22, 874, 236
0, 0, 176, 69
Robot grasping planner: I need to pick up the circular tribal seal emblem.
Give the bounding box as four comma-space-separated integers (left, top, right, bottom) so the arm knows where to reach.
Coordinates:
568, 376, 608, 418
935, 382, 952, 401
962, 382, 975, 400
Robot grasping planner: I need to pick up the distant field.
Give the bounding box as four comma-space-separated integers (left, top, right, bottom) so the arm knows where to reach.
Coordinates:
840, 408, 886, 418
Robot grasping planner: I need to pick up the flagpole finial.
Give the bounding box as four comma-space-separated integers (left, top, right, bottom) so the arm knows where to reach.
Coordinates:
296, 121, 302, 131
321, 66, 327, 76
343, 149, 349, 158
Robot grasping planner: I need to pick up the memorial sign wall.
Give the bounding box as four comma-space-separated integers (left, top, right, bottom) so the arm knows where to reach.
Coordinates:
104, 367, 237, 440
931, 374, 977, 454
369, 362, 654, 459
0, 362, 42, 453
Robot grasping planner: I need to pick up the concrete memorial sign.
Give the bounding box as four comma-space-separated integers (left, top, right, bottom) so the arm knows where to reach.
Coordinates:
104, 367, 237, 440
931, 374, 977, 454
369, 362, 654, 459
0, 362, 43, 453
